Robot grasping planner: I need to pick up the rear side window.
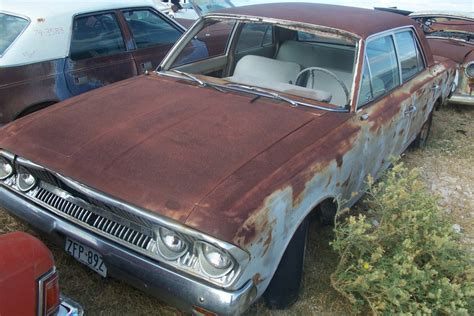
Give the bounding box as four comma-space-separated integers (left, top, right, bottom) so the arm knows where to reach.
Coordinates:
365, 35, 400, 100
123, 9, 182, 49
0, 13, 29, 56
394, 30, 424, 81
70, 13, 125, 60
235, 23, 273, 53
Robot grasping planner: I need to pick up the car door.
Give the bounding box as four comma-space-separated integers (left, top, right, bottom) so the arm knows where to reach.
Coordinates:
120, 8, 183, 73
64, 11, 138, 96
392, 29, 438, 147
353, 28, 438, 189
353, 32, 413, 187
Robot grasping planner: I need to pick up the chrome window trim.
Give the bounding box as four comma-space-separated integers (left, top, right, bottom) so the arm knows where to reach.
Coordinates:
355, 25, 424, 110
0, 10, 31, 58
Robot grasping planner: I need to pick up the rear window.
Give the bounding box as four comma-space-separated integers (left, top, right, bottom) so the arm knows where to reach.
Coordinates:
0, 13, 29, 56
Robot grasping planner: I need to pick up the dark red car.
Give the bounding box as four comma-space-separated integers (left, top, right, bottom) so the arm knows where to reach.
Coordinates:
0, 231, 82, 315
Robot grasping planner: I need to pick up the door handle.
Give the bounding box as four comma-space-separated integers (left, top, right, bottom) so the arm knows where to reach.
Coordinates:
140, 61, 153, 72
430, 84, 440, 91
359, 113, 369, 121
74, 75, 88, 85
404, 105, 417, 116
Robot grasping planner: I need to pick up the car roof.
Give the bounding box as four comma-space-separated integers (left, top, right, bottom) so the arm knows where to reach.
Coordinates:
1, 0, 155, 19
213, 2, 418, 39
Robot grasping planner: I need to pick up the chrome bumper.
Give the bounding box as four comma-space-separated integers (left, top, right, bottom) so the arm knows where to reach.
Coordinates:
0, 186, 256, 315
447, 93, 474, 105
59, 296, 84, 316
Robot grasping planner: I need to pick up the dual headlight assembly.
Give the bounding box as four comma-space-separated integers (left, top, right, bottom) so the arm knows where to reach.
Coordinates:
0, 156, 36, 192
157, 226, 235, 279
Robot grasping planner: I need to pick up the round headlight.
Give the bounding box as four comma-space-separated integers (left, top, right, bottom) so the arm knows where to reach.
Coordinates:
465, 62, 474, 79
0, 157, 13, 180
202, 244, 232, 269
156, 227, 187, 260
17, 166, 36, 192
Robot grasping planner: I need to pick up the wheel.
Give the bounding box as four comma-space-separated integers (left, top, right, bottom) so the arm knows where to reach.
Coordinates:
295, 67, 350, 106
411, 111, 433, 149
263, 218, 309, 309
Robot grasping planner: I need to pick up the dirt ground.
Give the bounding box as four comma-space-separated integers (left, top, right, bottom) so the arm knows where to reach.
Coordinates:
0, 104, 472, 315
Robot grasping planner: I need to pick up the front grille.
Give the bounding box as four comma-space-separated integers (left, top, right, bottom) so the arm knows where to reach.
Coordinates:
34, 186, 153, 250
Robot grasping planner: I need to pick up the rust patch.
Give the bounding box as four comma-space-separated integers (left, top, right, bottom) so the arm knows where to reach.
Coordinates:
398, 128, 405, 136
262, 230, 272, 256
252, 273, 264, 285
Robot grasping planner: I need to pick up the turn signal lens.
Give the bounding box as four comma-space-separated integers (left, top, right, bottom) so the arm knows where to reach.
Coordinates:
41, 270, 60, 316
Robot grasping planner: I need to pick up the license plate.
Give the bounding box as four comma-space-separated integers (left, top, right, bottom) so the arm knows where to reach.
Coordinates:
65, 238, 107, 277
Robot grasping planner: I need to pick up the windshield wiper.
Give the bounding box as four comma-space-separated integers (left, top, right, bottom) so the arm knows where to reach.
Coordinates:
168, 69, 226, 93
226, 83, 298, 107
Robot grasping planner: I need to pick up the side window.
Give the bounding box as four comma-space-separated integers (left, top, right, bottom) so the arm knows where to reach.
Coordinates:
365, 35, 400, 100
394, 30, 424, 82
123, 9, 182, 49
235, 23, 273, 53
70, 13, 125, 60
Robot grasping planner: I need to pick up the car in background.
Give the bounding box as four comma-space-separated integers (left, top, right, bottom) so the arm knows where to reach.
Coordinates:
155, 0, 235, 27
0, 231, 83, 316
410, 12, 474, 105
0, 0, 206, 125
0, 3, 456, 314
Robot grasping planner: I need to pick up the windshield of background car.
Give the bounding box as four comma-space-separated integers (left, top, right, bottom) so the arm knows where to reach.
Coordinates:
416, 16, 474, 42
193, 0, 234, 15
168, 18, 356, 108
0, 13, 29, 56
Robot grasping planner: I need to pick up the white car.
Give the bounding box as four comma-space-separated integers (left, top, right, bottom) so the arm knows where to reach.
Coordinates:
0, 0, 196, 124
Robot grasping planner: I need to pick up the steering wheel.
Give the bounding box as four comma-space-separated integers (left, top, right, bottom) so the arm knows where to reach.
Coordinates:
295, 67, 350, 106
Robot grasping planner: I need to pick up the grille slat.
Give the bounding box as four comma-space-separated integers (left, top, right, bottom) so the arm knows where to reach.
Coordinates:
33, 187, 151, 250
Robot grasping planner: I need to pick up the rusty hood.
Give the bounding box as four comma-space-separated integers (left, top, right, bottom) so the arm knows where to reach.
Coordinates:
0, 75, 341, 230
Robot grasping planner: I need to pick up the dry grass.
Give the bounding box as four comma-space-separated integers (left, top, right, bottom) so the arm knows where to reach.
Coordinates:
0, 104, 472, 315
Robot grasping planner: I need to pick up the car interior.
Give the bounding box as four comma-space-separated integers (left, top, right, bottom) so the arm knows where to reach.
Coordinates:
170, 20, 357, 107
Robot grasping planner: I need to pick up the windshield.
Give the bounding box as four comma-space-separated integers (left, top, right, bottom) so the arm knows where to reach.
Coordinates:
162, 17, 356, 109
0, 13, 29, 56
192, 0, 234, 15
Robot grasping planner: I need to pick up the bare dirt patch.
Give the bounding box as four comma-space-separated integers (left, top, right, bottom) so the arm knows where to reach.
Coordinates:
0, 105, 471, 315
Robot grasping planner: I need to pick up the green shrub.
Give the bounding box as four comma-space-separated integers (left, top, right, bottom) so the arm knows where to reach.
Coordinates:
330, 163, 474, 315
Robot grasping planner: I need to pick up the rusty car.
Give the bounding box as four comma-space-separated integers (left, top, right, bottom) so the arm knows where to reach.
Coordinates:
410, 11, 474, 105
0, 3, 456, 314
0, 0, 208, 125
0, 231, 83, 316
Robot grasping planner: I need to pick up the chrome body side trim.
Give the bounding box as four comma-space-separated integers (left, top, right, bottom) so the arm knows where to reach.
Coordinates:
447, 93, 474, 105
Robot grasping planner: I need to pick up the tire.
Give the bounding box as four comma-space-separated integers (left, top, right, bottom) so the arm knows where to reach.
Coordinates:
411, 111, 433, 149
263, 218, 309, 309
318, 199, 337, 226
